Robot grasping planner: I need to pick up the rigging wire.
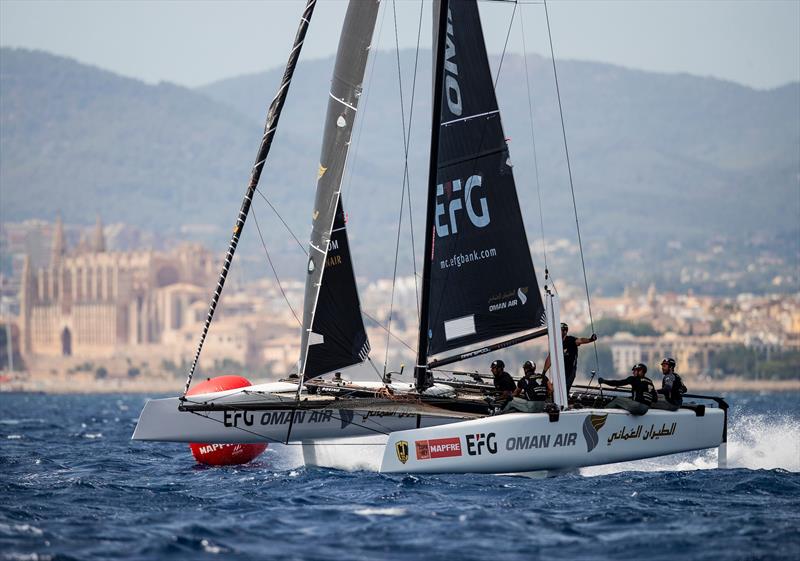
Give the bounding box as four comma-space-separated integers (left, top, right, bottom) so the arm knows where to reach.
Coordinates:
492, 0, 518, 90
254, 188, 307, 256
518, 5, 549, 275
362, 310, 416, 353
543, 0, 600, 373
383, 0, 423, 374
180, 0, 317, 398
251, 206, 302, 327
405, 0, 425, 323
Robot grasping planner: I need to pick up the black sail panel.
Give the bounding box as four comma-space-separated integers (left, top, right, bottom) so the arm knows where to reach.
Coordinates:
426, 0, 545, 357
305, 200, 370, 379
299, 0, 380, 380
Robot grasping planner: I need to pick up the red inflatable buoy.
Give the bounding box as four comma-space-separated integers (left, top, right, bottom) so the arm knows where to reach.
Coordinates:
187, 375, 267, 466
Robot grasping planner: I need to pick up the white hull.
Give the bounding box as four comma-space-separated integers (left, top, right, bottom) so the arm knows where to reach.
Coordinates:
379, 408, 725, 474
132, 382, 469, 444
133, 383, 726, 475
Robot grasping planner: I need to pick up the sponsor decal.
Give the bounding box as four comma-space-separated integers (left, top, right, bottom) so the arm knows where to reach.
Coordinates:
444, 7, 461, 116
395, 441, 409, 464
435, 176, 490, 238
582, 414, 608, 453
466, 432, 497, 456
487, 287, 528, 313
222, 409, 336, 428
606, 422, 677, 446
505, 432, 577, 452
415, 437, 462, 460
222, 408, 415, 430
197, 443, 234, 456
440, 248, 497, 270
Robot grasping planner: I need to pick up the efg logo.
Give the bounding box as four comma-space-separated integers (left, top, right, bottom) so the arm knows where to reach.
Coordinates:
466, 432, 497, 456
435, 176, 490, 237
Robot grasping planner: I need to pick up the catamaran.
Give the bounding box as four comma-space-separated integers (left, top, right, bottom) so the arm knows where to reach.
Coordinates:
133, 0, 729, 474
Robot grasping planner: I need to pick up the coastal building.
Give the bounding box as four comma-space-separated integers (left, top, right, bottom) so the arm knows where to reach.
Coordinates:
18, 216, 216, 359
608, 332, 742, 378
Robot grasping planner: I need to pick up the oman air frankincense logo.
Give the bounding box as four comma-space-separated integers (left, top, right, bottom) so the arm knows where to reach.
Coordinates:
582, 414, 608, 453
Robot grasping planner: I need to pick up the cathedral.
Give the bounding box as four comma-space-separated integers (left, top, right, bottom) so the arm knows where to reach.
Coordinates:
19, 217, 216, 358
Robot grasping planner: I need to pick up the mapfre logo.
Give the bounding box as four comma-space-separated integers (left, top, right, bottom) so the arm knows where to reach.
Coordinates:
415, 437, 462, 460
466, 432, 497, 456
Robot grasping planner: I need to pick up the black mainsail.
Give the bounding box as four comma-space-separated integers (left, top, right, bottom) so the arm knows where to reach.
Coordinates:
299, 0, 380, 380
417, 0, 545, 384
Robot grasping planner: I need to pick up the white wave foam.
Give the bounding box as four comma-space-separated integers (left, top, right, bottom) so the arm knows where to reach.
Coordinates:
2, 554, 53, 561
200, 539, 225, 554
0, 523, 44, 537
582, 413, 800, 476
354, 507, 407, 517
301, 437, 386, 472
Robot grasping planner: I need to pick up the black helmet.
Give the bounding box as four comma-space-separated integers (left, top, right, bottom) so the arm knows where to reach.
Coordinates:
632, 363, 648, 374
560, 322, 569, 331
522, 360, 535, 373
491, 359, 505, 369
661, 357, 676, 367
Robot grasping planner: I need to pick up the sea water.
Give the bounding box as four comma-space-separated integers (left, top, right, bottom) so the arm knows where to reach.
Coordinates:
1, 392, 798, 561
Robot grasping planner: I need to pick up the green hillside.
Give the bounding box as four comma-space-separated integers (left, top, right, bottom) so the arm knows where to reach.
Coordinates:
1, 47, 797, 293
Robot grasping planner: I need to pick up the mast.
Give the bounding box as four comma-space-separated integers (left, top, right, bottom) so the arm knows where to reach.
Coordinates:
416, 0, 451, 391
298, 0, 381, 381
181, 0, 317, 398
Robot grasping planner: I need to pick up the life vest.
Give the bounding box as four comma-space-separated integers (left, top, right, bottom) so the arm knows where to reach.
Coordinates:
632, 376, 656, 405
521, 374, 548, 401
663, 372, 687, 405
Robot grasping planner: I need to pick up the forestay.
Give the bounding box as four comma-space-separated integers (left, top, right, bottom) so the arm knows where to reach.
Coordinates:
426, 0, 545, 358
299, 0, 380, 380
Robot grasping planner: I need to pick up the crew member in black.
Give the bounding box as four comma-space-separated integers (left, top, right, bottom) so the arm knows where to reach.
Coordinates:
489, 359, 515, 413
653, 357, 686, 410
514, 361, 551, 401
491, 360, 516, 400
599, 363, 657, 415
542, 323, 597, 391
503, 360, 551, 414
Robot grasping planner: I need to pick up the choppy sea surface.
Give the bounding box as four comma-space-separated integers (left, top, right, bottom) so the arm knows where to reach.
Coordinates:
1, 391, 798, 561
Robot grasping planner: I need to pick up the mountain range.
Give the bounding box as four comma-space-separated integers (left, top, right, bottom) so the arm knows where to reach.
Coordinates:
1, 47, 798, 292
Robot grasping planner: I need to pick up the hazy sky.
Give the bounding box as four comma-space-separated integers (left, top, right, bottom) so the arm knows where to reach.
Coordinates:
1, 0, 798, 90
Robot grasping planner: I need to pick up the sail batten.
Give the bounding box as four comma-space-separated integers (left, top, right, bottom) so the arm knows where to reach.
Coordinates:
299, 0, 381, 381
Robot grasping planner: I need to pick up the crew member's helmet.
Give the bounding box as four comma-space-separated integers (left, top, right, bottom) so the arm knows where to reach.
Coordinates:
491, 359, 505, 370
661, 357, 676, 367
522, 360, 536, 373
560, 322, 569, 331
632, 363, 648, 374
